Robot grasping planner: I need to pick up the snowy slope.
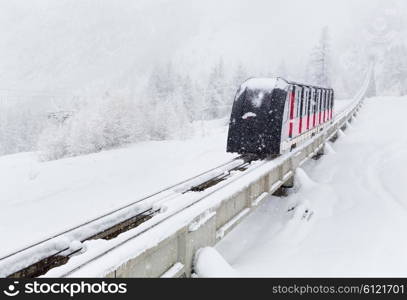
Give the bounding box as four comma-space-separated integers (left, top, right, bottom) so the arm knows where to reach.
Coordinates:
215, 96, 407, 277
0, 120, 234, 258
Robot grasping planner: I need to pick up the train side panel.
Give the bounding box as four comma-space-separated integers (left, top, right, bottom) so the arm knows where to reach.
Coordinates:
280, 86, 335, 153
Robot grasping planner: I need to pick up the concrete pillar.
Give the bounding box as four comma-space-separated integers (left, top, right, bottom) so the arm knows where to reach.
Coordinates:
282, 175, 294, 188
329, 132, 339, 143
312, 145, 325, 160
273, 172, 295, 196
184, 216, 217, 276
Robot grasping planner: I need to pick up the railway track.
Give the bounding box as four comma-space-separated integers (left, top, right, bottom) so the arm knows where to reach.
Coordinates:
1, 154, 259, 278
56, 157, 273, 277
47, 71, 372, 277
2, 66, 373, 278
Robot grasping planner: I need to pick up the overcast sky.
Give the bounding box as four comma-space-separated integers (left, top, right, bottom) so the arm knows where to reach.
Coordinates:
0, 0, 405, 93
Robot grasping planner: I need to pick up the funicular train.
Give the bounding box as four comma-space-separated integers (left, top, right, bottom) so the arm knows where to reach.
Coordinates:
227, 77, 334, 156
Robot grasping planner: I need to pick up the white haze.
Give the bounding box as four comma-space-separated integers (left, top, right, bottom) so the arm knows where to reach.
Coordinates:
0, 0, 406, 158
0, 0, 405, 91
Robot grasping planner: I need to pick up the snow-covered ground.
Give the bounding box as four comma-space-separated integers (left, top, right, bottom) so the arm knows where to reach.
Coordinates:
0, 100, 351, 260
0, 119, 234, 258
212, 96, 407, 277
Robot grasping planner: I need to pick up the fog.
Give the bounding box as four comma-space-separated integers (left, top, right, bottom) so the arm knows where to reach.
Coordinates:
0, 0, 406, 158
0, 0, 406, 92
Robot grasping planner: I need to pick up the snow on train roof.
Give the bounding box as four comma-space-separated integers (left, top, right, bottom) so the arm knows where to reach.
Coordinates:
241, 77, 289, 91
236, 77, 289, 100
236, 77, 332, 100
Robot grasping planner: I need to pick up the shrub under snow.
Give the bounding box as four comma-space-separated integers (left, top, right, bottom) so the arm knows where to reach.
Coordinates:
37, 92, 194, 161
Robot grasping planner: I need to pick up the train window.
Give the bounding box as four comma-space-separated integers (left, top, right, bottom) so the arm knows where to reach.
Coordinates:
328, 91, 330, 110
312, 89, 315, 114
297, 88, 300, 118
299, 87, 304, 118
327, 91, 329, 111
306, 89, 309, 116
295, 88, 297, 117
328, 91, 331, 111
327, 91, 331, 110
305, 89, 309, 116
296, 87, 301, 118
303, 88, 306, 116
318, 90, 322, 112
327, 92, 330, 111
303, 89, 308, 116
320, 90, 323, 112
330, 92, 333, 111
283, 92, 289, 123
326, 91, 329, 110
312, 89, 316, 113
293, 86, 297, 118
328, 92, 330, 110
322, 90, 325, 111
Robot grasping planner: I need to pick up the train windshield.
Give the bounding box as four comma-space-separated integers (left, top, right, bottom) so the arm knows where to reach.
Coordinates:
241, 89, 273, 118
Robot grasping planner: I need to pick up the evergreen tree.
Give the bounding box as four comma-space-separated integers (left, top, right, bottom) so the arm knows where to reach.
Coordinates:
230, 63, 248, 103
206, 58, 227, 119
307, 27, 332, 87
232, 63, 248, 87
364, 2, 407, 95
179, 75, 195, 121
381, 44, 407, 96
147, 63, 176, 103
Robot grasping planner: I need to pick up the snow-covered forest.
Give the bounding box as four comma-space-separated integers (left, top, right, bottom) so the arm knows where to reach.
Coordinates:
0, 0, 406, 160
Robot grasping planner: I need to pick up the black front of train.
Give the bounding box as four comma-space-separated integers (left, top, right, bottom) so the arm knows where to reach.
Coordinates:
227, 82, 287, 157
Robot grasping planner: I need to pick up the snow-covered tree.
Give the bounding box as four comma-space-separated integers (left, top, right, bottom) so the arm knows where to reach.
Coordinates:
179, 75, 196, 121
206, 58, 228, 119
380, 44, 407, 95
229, 63, 248, 102
38, 92, 142, 160
0, 95, 55, 156
306, 27, 332, 87
363, 2, 407, 96
147, 63, 177, 103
